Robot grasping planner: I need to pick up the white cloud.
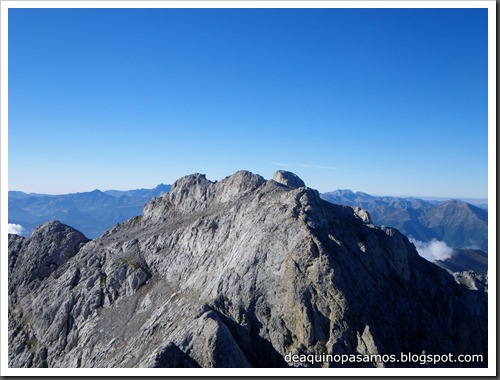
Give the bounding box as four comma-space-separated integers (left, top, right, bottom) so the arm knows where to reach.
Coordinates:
8, 223, 25, 235
409, 237, 455, 262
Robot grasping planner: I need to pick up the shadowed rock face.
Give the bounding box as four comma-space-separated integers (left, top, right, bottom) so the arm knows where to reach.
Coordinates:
8, 171, 487, 368
8, 221, 90, 305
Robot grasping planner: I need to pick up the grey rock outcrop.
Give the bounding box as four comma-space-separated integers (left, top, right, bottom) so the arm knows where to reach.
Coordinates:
352, 206, 372, 224
272, 170, 306, 189
452, 271, 488, 292
8, 171, 487, 368
8, 221, 89, 304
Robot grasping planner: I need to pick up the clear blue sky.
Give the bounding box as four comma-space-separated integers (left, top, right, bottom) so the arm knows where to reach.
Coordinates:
8, 7, 488, 198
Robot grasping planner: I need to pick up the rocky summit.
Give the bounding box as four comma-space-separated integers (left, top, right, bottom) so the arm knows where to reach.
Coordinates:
8, 170, 487, 368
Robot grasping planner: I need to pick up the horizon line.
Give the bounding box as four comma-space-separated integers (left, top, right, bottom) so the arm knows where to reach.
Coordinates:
7, 185, 488, 203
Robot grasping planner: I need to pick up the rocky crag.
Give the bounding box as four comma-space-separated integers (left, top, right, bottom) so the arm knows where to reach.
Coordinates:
8, 171, 487, 368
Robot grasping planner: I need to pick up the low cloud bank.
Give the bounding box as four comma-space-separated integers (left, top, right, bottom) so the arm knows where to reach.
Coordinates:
8, 223, 25, 236
409, 237, 454, 262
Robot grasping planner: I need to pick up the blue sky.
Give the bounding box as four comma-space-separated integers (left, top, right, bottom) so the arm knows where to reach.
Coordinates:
8, 7, 489, 198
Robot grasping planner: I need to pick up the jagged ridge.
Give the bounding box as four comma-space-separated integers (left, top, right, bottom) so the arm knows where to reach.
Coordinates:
8, 170, 487, 368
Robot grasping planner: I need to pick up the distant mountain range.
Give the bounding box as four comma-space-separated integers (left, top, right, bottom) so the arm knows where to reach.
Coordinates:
321, 190, 488, 252
8, 184, 170, 238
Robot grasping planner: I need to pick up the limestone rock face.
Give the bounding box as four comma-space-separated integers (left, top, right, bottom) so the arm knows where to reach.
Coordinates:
8, 171, 487, 368
352, 206, 372, 224
8, 221, 89, 305
453, 271, 488, 292
272, 170, 306, 189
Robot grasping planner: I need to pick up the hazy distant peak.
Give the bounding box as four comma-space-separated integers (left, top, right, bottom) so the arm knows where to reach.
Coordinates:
153, 183, 170, 190
327, 189, 355, 196
8, 190, 29, 199
8, 190, 47, 199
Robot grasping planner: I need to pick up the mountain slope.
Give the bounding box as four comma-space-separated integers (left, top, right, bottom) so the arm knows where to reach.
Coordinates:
435, 248, 488, 275
8, 171, 487, 368
321, 192, 488, 252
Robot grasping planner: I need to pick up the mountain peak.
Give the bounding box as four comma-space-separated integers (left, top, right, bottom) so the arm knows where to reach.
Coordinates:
328, 189, 355, 197
144, 170, 266, 221
9, 220, 89, 289
168, 170, 266, 201
272, 170, 306, 189
8, 170, 488, 368
31, 220, 83, 237
219, 170, 266, 193
170, 172, 211, 192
